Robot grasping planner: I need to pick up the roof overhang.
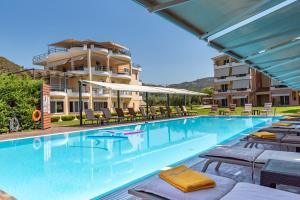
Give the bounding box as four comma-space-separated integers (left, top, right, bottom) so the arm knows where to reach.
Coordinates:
132, 0, 300, 89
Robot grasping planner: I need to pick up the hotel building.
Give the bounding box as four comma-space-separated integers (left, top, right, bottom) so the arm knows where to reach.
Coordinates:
212, 54, 299, 107
32, 39, 143, 115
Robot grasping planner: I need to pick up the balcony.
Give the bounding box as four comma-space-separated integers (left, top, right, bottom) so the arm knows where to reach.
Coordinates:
92, 89, 110, 97
110, 49, 131, 61
67, 89, 90, 97
214, 62, 243, 69
67, 67, 89, 75
92, 66, 111, 76
214, 74, 251, 83
111, 72, 132, 80
33, 47, 67, 65
214, 89, 231, 94
112, 91, 133, 98
270, 85, 289, 91
49, 84, 67, 96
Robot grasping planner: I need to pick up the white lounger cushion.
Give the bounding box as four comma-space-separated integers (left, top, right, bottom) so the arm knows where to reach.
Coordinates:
134, 173, 236, 200
221, 182, 300, 200
256, 150, 300, 164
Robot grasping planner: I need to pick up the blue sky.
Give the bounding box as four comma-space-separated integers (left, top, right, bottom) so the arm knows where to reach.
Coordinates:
0, 0, 218, 84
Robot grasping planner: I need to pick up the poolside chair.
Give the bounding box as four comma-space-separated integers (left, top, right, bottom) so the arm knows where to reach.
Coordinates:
181, 105, 197, 116
225, 104, 236, 115
84, 109, 100, 125
159, 107, 168, 118
241, 103, 252, 115
200, 146, 300, 179
128, 168, 300, 200
100, 108, 118, 124
115, 108, 129, 122
208, 104, 218, 115
128, 107, 144, 121
260, 103, 272, 116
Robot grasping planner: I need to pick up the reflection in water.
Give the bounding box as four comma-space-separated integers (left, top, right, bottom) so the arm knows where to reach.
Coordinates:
43, 136, 51, 162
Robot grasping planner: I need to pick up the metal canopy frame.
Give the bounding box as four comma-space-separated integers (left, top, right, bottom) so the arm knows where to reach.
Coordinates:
78, 80, 206, 125
133, 0, 300, 88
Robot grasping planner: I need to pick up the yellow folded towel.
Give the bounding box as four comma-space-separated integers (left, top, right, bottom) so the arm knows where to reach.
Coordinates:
284, 116, 296, 120
272, 122, 292, 127
289, 114, 300, 117
251, 131, 276, 139
159, 165, 216, 192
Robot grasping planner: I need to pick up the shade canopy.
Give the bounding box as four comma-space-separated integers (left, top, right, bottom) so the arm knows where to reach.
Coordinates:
82, 80, 207, 96
133, 0, 300, 88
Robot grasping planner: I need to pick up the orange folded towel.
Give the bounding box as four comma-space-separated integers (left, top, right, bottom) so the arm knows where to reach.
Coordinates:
159, 165, 216, 192
251, 131, 276, 139
272, 122, 292, 127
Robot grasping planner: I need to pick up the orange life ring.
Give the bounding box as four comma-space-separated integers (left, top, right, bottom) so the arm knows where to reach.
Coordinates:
32, 110, 41, 121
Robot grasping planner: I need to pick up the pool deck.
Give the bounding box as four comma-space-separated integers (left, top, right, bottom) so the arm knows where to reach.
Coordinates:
100, 139, 300, 200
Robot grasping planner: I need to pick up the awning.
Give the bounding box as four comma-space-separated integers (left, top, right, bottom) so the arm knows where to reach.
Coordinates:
271, 93, 290, 97
47, 58, 69, 68
232, 80, 250, 89
71, 55, 86, 62
232, 65, 249, 76
82, 80, 207, 95
214, 96, 227, 100
215, 68, 230, 77
232, 95, 248, 99
133, 0, 300, 88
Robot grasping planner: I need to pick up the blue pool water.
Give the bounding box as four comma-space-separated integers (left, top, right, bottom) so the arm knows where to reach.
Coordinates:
0, 116, 279, 199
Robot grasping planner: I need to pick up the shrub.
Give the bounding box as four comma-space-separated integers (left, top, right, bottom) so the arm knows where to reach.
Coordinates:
75, 114, 86, 119
94, 113, 102, 118
61, 115, 75, 121
51, 116, 61, 122
0, 74, 42, 133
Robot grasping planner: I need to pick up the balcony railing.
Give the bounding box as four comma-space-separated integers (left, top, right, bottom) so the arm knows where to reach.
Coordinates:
33, 47, 67, 64
110, 49, 131, 57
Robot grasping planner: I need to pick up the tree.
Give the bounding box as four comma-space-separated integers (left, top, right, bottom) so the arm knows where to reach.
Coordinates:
0, 74, 42, 133
201, 87, 214, 96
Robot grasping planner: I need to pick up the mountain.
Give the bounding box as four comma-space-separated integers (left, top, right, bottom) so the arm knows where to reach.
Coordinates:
0, 56, 23, 73
168, 77, 214, 92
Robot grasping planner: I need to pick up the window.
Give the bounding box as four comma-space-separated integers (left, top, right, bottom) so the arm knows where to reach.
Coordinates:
124, 68, 129, 73
50, 101, 64, 114
69, 101, 89, 113
221, 84, 228, 92
94, 102, 108, 111
221, 99, 228, 107
280, 96, 289, 105
240, 98, 248, 106
123, 103, 128, 109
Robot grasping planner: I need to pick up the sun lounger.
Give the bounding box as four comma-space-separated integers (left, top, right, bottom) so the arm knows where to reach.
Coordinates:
208, 104, 218, 115
128, 107, 145, 121
225, 104, 236, 115
115, 108, 129, 122
175, 106, 184, 116
150, 107, 161, 119
128, 170, 300, 200
159, 107, 168, 118
139, 107, 150, 120
200, 146, 300, 178
166, 106, 178, 117
100, 108, 118, 123
241, 133, 300, 149
181, 105, 197, 116
84, 109, 100, 125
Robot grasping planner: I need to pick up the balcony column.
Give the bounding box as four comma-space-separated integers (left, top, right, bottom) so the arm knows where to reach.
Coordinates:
87, 47, 93, 110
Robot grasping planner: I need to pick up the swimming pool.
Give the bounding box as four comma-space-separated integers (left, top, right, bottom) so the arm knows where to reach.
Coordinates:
0, 116, 279, 199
